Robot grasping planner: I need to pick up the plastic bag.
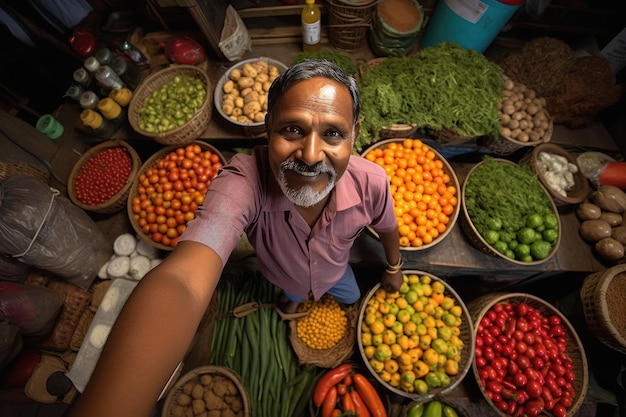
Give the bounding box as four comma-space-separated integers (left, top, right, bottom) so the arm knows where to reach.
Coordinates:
0, 176, 112, 290
0, 254, 33, 282
219, 5, 252, 62
0, 281, 63, 338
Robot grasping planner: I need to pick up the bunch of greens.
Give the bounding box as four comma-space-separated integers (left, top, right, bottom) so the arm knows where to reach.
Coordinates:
357, 43, 504, 152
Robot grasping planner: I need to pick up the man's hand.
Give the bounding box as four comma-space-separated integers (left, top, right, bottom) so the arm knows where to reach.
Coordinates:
381, 270, 403, 292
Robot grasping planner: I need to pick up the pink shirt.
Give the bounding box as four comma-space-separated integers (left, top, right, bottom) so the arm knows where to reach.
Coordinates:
180, 146, 397, 301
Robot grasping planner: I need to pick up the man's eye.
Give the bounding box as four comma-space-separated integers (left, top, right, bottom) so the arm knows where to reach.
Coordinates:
284, 126, 302, 136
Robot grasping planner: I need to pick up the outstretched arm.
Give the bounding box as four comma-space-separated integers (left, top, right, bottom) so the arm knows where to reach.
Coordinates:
377, 229, 404, 292
65, 241, 223, 417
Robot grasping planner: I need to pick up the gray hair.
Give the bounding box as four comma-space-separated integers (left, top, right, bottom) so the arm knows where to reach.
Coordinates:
267, 59, 361, 125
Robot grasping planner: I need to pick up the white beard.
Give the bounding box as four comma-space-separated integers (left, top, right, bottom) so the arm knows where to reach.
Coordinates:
277, 160, 337, 208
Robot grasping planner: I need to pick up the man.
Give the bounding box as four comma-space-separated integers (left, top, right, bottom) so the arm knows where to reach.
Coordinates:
66, 59, 403, 417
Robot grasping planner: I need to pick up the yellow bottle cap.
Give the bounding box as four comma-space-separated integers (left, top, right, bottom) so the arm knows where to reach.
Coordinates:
109, 88, 133, 107
97, 97, 122, 119
80, 109, 103, 129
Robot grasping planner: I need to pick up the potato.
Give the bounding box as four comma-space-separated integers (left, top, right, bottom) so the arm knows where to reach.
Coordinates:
222, 80, 235, 94
229, 68, 242, 81
242, 63, 258, 78
192, 399, 206, 415
177, 393, 192, 406
237, 76, 254, 90
592, 185, 626, 213
595, 237, 625, 261
243, 101, 261, 118
579, 219, 612, 241
612, 226, 626, 245
191, 383, 204, 399
599, 211, 623, 227
576, 201, 602, 221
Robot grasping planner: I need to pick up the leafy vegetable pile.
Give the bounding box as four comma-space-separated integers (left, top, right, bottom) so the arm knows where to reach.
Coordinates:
292, 49, 358, 78
464, 157, 558, 262
357, 43, 504, 152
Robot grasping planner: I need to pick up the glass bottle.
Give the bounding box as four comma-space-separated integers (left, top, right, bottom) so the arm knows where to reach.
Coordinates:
80, 109, 114, 138
302, 0, 321, 53
95, 65, 124, 90
84, 56, 100, 74
95, 47, 113, 65
79, 91, 100, 109
64, 83, 85, 103
110, 56, 139, 90
73, 68, 92, 88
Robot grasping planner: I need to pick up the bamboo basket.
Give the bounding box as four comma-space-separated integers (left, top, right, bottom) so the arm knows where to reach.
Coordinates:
126, 140, 226, 251
162, 365, 251, 417
357, 272, 475, 401
467, 292, 588, 417
289, 302, 358, 368
67, 140, 141, 214
428, 127, 477, 146
328, 0, 378, 52
580, 264, 626, 354
483, 117, 553, 156
460, 158, 561, 265
128, 65, 212, 145
0, 162, 49, 184
519, 143, 590, 206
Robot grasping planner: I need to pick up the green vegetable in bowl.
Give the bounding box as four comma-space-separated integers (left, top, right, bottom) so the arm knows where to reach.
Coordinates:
465, 157, 558, 262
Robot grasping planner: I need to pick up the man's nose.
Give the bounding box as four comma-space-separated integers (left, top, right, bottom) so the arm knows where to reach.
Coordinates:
299, 133, 324, 166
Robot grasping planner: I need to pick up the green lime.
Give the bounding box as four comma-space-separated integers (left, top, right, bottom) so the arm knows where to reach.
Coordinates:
544, 213, 559, 230
526, 213, 544, 229
530, 240, 552, 260
483, 230, 500, 245
493, 241, 509, 254
508, 240, 519, 250
504, 249, 516, 259
499, 230, 514, 243
517, 227, 537, 245
486, 217, 503, 231
543, 229, 559, 244
520, 254, 534, 263
515, 243, 531, 259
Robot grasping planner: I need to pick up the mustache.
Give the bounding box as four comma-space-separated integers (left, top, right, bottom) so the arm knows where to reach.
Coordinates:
279, 159, 336, 177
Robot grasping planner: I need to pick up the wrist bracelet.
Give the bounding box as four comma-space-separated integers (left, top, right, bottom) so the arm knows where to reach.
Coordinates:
385, 257, 403, 274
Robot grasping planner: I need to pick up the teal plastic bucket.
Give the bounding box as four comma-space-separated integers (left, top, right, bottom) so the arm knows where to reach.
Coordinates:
420, 0, 524, 53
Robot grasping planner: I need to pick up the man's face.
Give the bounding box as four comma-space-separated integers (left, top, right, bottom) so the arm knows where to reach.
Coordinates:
265, 77, 357, 208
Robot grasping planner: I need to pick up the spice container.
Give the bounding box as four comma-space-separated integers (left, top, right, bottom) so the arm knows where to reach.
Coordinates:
96, 65, 124, 90
73, 68, 92, 89
95, 47, 113, 65
65, 84, 85, 102
79, 91, 100, 109
84, 56, 101, 74
36, 114, 64, 140
110, 56, 139, 89
109, 88, 133, 107
97, 97, 126, 130
80, 109, 115, 138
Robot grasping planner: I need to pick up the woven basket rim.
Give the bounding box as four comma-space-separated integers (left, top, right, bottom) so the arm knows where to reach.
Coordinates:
127, 140, 226, 252
580, 265, 626, 353
467, 292, 589, 417
213, 57, 288, 131
460, 158, 561, 265
128, 64, 212, 145
289, 300, 357, 368
357, 273, 475, 401
520, 143, 590, 206
0, 161, 50, 184
360, 138, 461, 251
161, 365, 251, 417
486, 117, 553, 156
67, 140, 141, 214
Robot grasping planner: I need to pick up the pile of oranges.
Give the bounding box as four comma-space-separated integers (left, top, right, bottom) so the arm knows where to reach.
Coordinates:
364, 139, 458, 248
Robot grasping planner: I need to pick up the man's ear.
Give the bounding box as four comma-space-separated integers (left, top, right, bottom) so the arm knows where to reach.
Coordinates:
352, 120, 361, 147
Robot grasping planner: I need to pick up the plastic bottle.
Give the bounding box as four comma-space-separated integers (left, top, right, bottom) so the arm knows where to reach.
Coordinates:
97, 97, 126, 130
73, 68, 92, 88
109, 88, 133, 107
64, 83, 85, 103
301, 0, 321, 53
79, 91, 100, 109
95, 47, 113, 66
95, 65, 124, 90
80, 108, 114, 138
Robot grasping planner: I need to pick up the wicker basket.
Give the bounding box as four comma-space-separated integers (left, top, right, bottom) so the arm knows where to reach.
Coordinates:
38, 279, 92, 352
289, 302, 358, 368
467, 292, 588, 417
128, 64, 212, 145
580, 264, 626, 354
0, 162, 50, 184
127, 140, 226, 251
380, 123, 418, 139
162, 365, 251, 417
328, 0, 378, 52
214, 57, 287, 137
460, 158, 561, 265
67, 140, 141, 214
357, 273, 475, 401
361, 138, 461, 251
519, 143, 591, 206
428, 127, 477, 146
